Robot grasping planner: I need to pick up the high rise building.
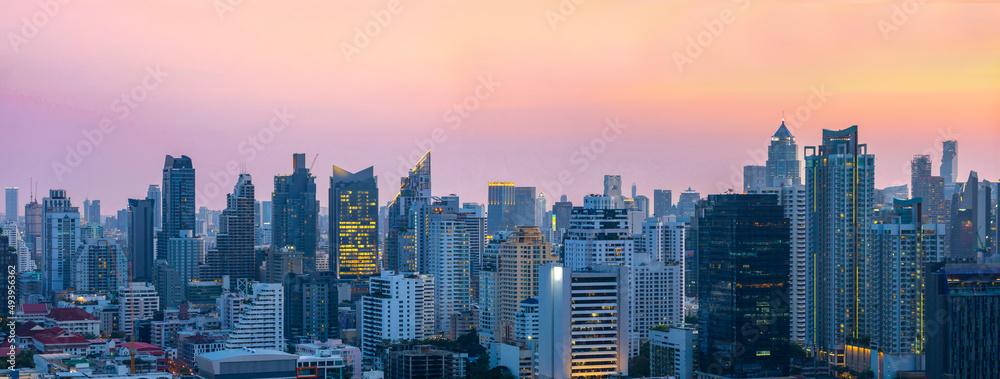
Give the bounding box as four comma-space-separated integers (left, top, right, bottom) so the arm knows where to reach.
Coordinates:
747, 183, 807, 346
632, 194, 649, 220
210, 174, 256, 281
272, 154, 318, 271
743, 165, 766, 193
154, 260, 185, 309
925, 263, 1000, 378
512, 186, 537, 227
119, 282, 160, 336
127, 198, 156, 283
949, 171, 992, 258
167, 230, 204, 284
0, 233, 13, 318
677, 188, 700, 219
5, 187, 17, 222
224, 282, 285, 351
538, 263, 629, 379
804, 125, 875, 366
261, 200, 272, 225
284, 271, 340, 344
72, 238, 128, 295
653, 189, 673, 218
866, 198, 946, 377
551, 201, 572, 242
765, 120, 801, 186
535, 192, 547, 229
385, 151, 431, 273
628, 252, 684, 357
329, 165, 379, 278
42, 189, 80, 294
696, 194, 790, 378
487, 182, 515, 234
563, 195, 633, 270
147, 185, 161, 230
2, 221, 36, 272
160, 155, 195, 257
514, 298, 539, 348
458, 203, 486, 283
87, 200, 101, 224
650, 325, 697, 379
359, 271, 435, 362
940, 140, 957, 186
425, 208, 471, 339
639, 216, 686, 263
604, 175, 623, 208
24, 198, 42, 259
492, 226, 557, 344
911, 154, 949, 224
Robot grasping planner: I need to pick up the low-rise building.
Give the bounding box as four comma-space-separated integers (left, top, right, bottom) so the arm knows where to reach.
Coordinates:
46, 307, 101, 336
196, 349, 298, 379
385, 345, 467, 379
31, 328, 90, 355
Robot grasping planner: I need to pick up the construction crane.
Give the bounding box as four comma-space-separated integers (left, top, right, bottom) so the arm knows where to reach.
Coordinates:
309, 153, 319, 171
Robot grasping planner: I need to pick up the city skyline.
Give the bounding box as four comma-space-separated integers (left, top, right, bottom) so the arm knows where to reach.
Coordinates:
3, 1, 1000, 210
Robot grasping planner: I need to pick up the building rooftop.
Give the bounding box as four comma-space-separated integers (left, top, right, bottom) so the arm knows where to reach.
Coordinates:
22, 303, 49, 314
48, 307, 99, 321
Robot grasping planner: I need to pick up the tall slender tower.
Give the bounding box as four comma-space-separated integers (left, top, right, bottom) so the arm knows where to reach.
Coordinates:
805, 125, 875, 366
487, 182, 515, 234
272, 154, 317, 271
5, 187, 18, 222
940, 140, 957, 186
766, 120, 801, 186
330, 165, 379, 278
159, 155, 196, 255
211, 174, 256, 280
385, 151, 431, 273
42, 189, 80, 294
147, 185, 162, 230
604, 175, 623, 208
127, 198, 155, 282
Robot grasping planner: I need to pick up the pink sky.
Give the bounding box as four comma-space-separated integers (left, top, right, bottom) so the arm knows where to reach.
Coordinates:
2, 1, 999, 211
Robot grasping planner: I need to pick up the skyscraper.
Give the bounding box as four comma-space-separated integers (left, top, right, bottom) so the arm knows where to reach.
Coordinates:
147, 184, 162, 230
458, 203, 487, 293
653, 189, 672, 218
487, 182, 515, 234
805, 125, 875, 366
535, 192, 547, 228
272, 154, 318, 271
925, 263, 1000, 378
24, 198, 42, 259
359, 271, 435, 362
211, 174, 256, 281
88, 199, 101, 224
949, 171, 992, 258
329, 165, 379, 278
223, 282, 285, 351
127, 198, 156, 282
628, 252, 684, 357
5, 187, 17, 222
564, 195, 633, 270
284, 271, 340, 344
677, 188, 700, 219
425, 209, 471, 339
604, 174, 623, 208
940, 140, 957, 186
492, 226, 557, 344
512, 186, 537, 227
742, 165, 766, 192
697, 194, 790, 377
42, 189, 80, 294
0, 232, 13, 318
160, 155, 196, 256
385, 151, 431, 273
765, 120, 801, 186
910, 154, 948, 223
72, 238, 129, 295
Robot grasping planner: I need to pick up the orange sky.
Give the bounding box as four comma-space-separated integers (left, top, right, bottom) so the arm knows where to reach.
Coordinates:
1, 0, 999, 208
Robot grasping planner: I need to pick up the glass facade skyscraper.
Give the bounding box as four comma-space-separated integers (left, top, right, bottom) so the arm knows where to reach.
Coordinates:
765, 120, 801, 186
127, 198, 155, 282
330, 165, 379, 278
159, 155, 196, 255
696, 194, 790, 378
487, 182, 515, 234
272, 153, 318, 271
385, 151, 431, 273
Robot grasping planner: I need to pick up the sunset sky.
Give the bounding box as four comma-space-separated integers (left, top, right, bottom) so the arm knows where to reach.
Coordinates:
2, 0, 999, 210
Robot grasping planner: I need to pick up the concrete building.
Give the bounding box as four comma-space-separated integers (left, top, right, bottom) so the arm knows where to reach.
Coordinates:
197, 349, 298, 379
650, 324, 696, 379
5, 187, 17, 222
385, 345, 467, 379
127, 198, 156, 283
224, 283, 285, 351
743, 165, 766, 193
628, 252, 684, 357
493, 226, 557, 344
359, 271, 435, 362
424, 210, 471, 340
925, 263, 1000, 378
284, 271, 340, 344
564, 195, 633, 270
653, 189, 672, 218
604, 175, 623, 208
72, 238, 128, 296
119, 282, 160, 336
487, 182, 516, 234
2, 221, 37, 272
42, 189, 80, 295
208, 174, 256, 281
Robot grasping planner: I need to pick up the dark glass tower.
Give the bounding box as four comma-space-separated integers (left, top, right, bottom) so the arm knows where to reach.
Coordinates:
330, 165, 379, 278
385, 151, 431, 273
272, 154, 318, 271
127, 198, 155, 282
284, 271, 340, 344
487, 182, 515, 234
926, 263, 1000, 377
697, 194, 790, 378
211, 174, 256, 281
765, 120, 801, 186
512, 186, 537, 227
653, 189, 672, 218
159, 155, 196, 255
940, 140, 957, 186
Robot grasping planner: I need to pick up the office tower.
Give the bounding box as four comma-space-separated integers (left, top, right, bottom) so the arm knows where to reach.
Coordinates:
458, 203, 486, 282
866, 198, 946, 377
563, 195, 633, 270
478, 266, 497, 347
385, 151, 431, 273
604, 174, 623, 208
766, 120, 801, 186
535, 192, 547, 229
632, 194, 649, 220
910, 154, 948, 224
925, 263, 1000, 378
72, 238, 128, 295
697, 194, 790, 377
254, 201, 261, 228
629, 252, 684, 357
24, 198, 42, 257
127, 198, 156, 282
512, 186, 537, 227
272, 154, 318, 271
650, 325, 697, 379
167, 230, 204, 284
160, 155, 196, 257
83, 199, 90, 223
155, 260, 185, 309
2, 221, 36, 272
42, 189, 80, 294
487, 182, 515, 234
261, 200, 272, 225
119, 282, 160, 335
677, 188, 700, 219
147, 185, 161, 230
805, 125, 875, 366
262, 247, 304, 283
425, 209, 471, 340
743, 165, 766, 193
940, 140, 957, 186
5, 187, 17, 222
949, 171, 992, 258
359, 271, 435, 361
653, 189, 673, 218
284, 271, 340, 344
747, 184, 807, 346
551, 201, 572, 241
329, 165, 379, 278
639, 216, 686, 262
211, 174, 256, 281
0, 233, 12, 318
538, 263, 629, 379
224, 283, 285, 350
490, 226, 557, 344
87, 200, 101, 224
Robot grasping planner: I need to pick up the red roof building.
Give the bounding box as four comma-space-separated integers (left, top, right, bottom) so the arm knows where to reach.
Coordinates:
31, 327, 90, 355
45, 308, 101, 337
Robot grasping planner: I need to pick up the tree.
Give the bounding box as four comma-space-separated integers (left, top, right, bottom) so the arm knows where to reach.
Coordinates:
14, 349, 34, 368
628, 341, 651, 377
110, 331, 125, 339
82, 332, 98, 339
340, 366, 354, 379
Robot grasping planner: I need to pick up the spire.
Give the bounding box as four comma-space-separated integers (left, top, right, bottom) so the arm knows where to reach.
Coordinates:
772, 118, 793, 140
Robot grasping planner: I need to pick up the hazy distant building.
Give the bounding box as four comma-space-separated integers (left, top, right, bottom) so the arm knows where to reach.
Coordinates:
5, 187, 17, 222
653, 189, 672, 218
766, 120, 801, 186
330, 165, 379, 278
24, 198, 42, 258
604, 175, 623, 208
742, 165, 766, 193
487, 182, 515, 234
42, 189, 80, 294
949, 171, 993, 258
512, 186, 537, 227
911, 154, 948, 223
677, 188, 700, 219
940, 140, 957, 186
147, 185, 161, 230
159, 155, 196, 257
128, 198, 156, 283
272, 154, 318, 271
